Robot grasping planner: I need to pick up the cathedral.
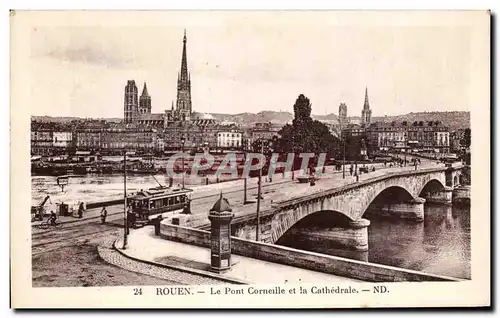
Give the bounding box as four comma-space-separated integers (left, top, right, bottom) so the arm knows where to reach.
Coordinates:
123, 30, 197, 127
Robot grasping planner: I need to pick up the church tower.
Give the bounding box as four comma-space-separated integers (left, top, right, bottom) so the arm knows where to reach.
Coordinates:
139, 82, 151, 115
124, 80, 138, 124
361, 87, 372, 126
338, 102, 348, 127
176, 30, 192, 121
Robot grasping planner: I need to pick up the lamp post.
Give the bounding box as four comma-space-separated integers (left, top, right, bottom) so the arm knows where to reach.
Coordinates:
122, 150, 128, 250
404, 141, 407, 166
243, 143, 248, 204
291, 136, 295, 180
354, 138, 359, 181
256, 140, 264, 242
341, 127, 346, 179
181, 136, 185, 189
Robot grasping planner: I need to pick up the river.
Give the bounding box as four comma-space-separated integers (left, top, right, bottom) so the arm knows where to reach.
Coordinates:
278, 203, 471, 279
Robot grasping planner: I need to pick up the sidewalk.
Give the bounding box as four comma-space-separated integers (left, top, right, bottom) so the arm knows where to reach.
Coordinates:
116, 226, 362, 284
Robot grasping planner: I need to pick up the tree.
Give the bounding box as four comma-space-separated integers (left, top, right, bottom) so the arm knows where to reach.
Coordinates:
276, 94, 340, 158
460, 128, 471, 149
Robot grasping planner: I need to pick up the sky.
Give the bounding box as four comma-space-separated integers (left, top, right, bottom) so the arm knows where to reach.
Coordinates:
19, 11, 479, 118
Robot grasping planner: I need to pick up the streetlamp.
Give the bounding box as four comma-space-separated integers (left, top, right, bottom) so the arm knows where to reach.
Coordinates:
180, 136, 185, 189
243, 140, 248, 205
256, 140, 264, 242
354, 138, 359, 181
122, 150, 128, 250
339, 122, 345, 179
291, 135, 295, 180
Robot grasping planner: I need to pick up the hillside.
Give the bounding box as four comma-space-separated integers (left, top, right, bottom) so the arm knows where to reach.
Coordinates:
32, 111, 470, 130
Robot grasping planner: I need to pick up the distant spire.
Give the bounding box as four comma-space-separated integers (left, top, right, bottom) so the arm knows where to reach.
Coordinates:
141, 82, 149, 96
364, 87, 369, 109
171, 101, 174, 110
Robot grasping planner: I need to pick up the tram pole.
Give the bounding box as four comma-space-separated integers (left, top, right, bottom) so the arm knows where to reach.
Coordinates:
181, 137, 185, 189
122, 150, 128, 250
243, 150, 248, 204
256, 141, 264, 242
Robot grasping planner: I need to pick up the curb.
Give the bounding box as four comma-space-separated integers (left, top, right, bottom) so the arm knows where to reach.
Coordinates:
112, 238, 250, 285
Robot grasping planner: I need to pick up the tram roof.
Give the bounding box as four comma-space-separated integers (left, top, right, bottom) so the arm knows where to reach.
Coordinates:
128, 187, 193, 200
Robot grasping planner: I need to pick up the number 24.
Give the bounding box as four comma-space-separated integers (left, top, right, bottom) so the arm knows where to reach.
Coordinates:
133, 288, 143, 295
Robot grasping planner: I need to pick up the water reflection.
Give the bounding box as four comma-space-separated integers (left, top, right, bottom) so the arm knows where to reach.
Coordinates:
278, 204, 471, 279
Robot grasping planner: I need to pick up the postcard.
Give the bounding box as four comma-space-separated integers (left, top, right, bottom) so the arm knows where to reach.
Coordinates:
10, 10, 490, 308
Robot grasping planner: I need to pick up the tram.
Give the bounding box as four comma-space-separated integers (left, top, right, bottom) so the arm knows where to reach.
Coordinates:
127, 186, 193, 225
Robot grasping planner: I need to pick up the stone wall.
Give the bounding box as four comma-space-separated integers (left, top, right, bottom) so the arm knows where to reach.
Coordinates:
159, 223, 459, 282
453, 186, 471, 205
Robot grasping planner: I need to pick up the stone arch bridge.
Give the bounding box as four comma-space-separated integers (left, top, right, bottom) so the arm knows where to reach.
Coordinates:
231, 165, 463, 251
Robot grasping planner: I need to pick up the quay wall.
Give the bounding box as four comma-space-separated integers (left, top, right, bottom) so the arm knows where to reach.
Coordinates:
86, 198, 123, 210
159, 223, 459, 282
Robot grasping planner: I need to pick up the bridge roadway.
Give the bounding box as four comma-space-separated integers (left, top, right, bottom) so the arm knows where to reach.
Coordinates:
168, 158, 443, 229
47, 155, 439, 232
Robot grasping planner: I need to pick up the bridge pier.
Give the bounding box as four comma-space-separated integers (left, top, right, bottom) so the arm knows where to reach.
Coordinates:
374, 197, 426, 222
423, 186, 453, 205
323, 218, 371, 251
452, 185, 471, 206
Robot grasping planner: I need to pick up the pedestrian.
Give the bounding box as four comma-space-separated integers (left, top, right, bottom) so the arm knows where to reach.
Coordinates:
349, 165, 353, 176
78, 202, 84, 219
100, 206, 108, 224
155, 214, 163, 236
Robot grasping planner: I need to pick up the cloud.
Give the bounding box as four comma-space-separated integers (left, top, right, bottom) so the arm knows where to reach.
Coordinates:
44, 45, 132, 69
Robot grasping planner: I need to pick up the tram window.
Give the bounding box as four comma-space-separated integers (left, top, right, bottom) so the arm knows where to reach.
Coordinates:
180, 196, 185, 203
175, 196, 180, 204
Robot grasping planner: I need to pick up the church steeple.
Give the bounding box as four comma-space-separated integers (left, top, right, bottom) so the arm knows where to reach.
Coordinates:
139, 81, 151, 114
141, 82, 149, 96
361, 86, 372, 126
180, 29, 189, 84
176, 30, 192, 121
363, 87, 369, 109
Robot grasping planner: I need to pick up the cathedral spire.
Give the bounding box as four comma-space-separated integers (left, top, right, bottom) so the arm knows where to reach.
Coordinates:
141, 82, 149, 96
180, 30, 188, 83
176, 30, 192, 120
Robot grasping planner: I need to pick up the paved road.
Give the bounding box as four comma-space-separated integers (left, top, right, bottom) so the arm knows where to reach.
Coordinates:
32, 215, 233, 285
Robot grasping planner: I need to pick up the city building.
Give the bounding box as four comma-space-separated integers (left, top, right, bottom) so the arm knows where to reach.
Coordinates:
366, 122, 407, 151
364, 120, 450, 153
217, 125, 242, 149
450, 129, 466, 153
341, 123, 365, 139
31, 121, 74, 155
251, 122, 282, 144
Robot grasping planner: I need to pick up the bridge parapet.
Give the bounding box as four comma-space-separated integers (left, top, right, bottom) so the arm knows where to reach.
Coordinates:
272, 167, 448, 214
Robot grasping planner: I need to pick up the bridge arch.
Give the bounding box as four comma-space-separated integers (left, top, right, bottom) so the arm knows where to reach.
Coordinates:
274, 210, 353, 245
270, 209, 353, 244
359, 185, 416, 219
417, 178, 446, 197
